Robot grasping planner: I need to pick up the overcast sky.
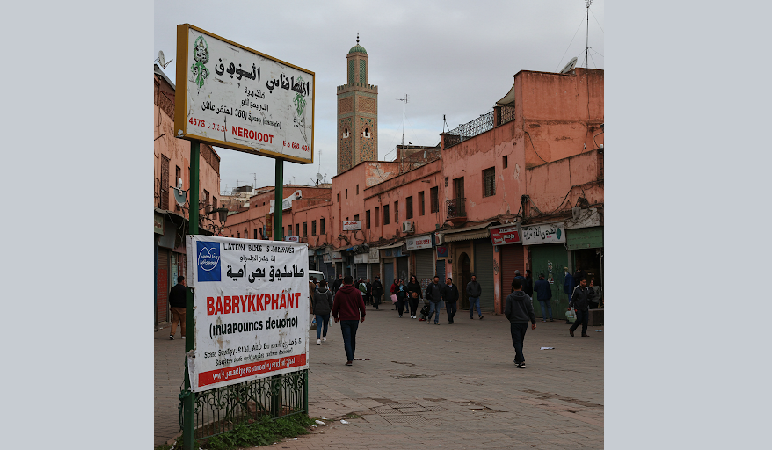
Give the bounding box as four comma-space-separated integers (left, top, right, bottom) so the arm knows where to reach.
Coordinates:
154, 0, 604, 194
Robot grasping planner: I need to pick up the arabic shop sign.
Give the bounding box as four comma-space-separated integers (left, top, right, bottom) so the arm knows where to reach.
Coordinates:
406, 235, 433, 251
185, 236, 309, 392
342, 221, 361, 231
490, 225, 521, 246
174, 24, 314, 164
368, 247, 380, 263
521, 222, 565, 245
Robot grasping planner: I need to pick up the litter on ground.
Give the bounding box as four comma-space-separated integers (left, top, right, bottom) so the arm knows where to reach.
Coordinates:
540, 347, 555, 350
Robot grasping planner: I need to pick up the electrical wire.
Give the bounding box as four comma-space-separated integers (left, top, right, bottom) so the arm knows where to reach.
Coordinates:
556, 15, 587, 72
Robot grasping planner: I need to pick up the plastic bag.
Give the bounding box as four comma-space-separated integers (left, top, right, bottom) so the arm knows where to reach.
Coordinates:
565, 309, 576, 321
390, 294, 398, 304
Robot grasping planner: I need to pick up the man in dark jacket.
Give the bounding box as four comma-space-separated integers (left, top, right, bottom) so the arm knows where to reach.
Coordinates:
332, 274, 343, 295
505, 278, 536, 368
425, 276, 445, 325
512, 270, 525, 290
465, 275, 484, 319
169, 276, 187, 340
443, 277, 460, 324
569, 277, 596, 337
534, 273, 553, 322
312, 280, 334, 345
332, 275, 367, 366
371, 276, 383, 310
524, 270, 534, 297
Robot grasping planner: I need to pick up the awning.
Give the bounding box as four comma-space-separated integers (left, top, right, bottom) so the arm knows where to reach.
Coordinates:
496, 86, 514, 106
373, 242, 405, 250
438, 222, 493, 243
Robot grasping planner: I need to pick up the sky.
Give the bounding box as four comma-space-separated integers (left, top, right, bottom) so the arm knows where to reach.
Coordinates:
154, 0, 604, 195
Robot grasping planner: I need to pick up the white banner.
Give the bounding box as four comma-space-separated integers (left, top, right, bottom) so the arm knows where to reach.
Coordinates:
521, 222, 566, 245
186, 236, 309, 392
175, 24, 314, 164
367, 248, 380, 263
406, 234, 433, 251
342, 221, 361, 231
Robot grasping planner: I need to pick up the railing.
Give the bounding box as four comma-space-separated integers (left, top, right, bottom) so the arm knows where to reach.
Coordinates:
181, 369, 308, 441
446, 197, 467, 219
444, 112, 495, 149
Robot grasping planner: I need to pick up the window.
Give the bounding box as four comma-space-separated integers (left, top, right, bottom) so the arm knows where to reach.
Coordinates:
312, 220, 317, 236
444, 177, 448, 187
419, 192, 425, 216
503, 155, 508, 169
430, 187, 439, 213
160, 155, 170, 210
356, 185, 359, 195
383, 204, 390, 225
483, 167, 496, 197
353, 214, 360, 222
213, 196, 217, 210
337, 193, 340, 202
175, 165, 181, 211
454, 177, 465, 200
320, 218, 326, 235
253, 229, 258, 239
375, 207, 379, 226
394, 201, 398, 222
366, 210, 371, 229
406, 196, 413, 220
303, 222, 307, 237
345, 189, 347, 199
287, 225, 291, 236
203, 189, 209, 211
237, 231, 240, 238
295, 223, 299, 236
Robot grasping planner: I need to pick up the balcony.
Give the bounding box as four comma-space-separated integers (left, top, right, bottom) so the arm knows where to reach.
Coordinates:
446, 198, 467, 223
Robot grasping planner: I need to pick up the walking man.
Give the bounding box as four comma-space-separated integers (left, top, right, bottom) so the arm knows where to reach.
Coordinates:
512, 270, 525, 289
371, 276, 383, 310
425, 276, 445, 325
466, 274, 484, 319
169, 276, 187, 340
332, 273, 344, 295
444, 277, 459, 324
524, 269, 534, 298
332, 275, 366, 366
569, 277, 596, 337
505, 278, 536, 368
534, 273, 553, 322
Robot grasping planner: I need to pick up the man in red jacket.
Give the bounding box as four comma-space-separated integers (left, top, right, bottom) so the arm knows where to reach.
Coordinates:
332, 275, 367, 366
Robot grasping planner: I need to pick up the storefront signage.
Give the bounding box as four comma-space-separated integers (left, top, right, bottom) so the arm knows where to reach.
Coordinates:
368, 248, 380, 263
353, 254, 369, 264
406, 234, 433, 251
154, 212, 165, 235
185, 236, 309, 392
490, 225, 521, 246
436, 246, 448, 258
566, 227, 603, 250
175, 24, 314, 164
323, 252, 332, 264
521, 222, 566, 245
284, 236, 299, 243
330, 251, 343, 262
342, 221, 361, 231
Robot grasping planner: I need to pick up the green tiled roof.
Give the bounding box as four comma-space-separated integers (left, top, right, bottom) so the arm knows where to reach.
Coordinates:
348, 44, 367, 54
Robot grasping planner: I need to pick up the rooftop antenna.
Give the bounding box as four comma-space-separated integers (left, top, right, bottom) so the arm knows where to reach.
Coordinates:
251, 173, 257, 192
398, 94, 408, 146
585, 0, 593, 70
443, 114, 449, 133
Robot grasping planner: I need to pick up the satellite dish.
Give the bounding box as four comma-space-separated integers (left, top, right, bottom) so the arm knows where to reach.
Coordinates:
158, 51, 166, 68
560, 57, 578, 74
316, 173, 323, 180
172, 178, 187, 207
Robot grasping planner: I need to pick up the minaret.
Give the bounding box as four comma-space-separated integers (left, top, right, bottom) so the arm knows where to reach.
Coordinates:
337, 34, 378, 174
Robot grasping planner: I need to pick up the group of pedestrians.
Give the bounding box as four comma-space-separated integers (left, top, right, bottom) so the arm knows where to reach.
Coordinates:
381, 274, 484, 324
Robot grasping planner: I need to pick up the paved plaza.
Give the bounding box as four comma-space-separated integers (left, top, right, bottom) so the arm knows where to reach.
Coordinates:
155, 304, 604, 449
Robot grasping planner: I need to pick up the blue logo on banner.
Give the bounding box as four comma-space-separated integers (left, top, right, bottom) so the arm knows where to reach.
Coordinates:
197, 241, 221, 282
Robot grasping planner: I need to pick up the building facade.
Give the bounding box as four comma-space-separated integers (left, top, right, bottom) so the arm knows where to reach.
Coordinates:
222, 44, 604, 316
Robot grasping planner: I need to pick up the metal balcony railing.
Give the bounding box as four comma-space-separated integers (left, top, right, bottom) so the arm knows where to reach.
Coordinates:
446, 197, 466, 219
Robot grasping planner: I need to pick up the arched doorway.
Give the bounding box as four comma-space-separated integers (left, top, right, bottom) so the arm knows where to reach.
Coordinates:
460, 252, 471, 309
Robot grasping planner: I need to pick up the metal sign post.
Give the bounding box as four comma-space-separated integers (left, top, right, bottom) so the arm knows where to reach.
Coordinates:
183, 141, 200, 450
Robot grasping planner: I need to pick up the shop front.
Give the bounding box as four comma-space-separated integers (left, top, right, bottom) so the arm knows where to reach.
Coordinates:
490, 223, 525, 313
566, 226, 604, 307
353, 253, 369, 280
406, 234, 434, 288
522, 222, 570, 319
367, 247, 381, 282
436, 222, 493, 311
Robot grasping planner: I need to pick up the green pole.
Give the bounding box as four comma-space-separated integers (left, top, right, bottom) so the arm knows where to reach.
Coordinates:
183, 142, 200, 450
271, 158, 283, 417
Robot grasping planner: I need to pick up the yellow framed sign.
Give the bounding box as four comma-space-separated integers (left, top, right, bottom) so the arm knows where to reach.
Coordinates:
174, 24, 314, 164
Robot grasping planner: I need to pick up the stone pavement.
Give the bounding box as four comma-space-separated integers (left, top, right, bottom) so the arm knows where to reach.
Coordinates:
154, 323, 186, 447
155, 305, 604, 449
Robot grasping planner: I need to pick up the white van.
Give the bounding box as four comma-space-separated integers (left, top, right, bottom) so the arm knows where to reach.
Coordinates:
308, 270, 326, 283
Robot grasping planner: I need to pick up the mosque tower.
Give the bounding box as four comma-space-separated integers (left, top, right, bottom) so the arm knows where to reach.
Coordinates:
336, 34, 378, 174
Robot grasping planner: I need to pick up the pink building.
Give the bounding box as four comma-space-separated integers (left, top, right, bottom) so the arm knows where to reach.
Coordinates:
154, 64, 223, 326
222, 43, 604, 318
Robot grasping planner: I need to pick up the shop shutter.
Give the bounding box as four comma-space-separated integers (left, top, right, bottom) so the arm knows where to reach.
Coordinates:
384, 262, 394, 286
157, 248, 170, 324
415, 249, 434, 286
499, 244, 525, 305
397, 257, 409, 282
369, 263, 380, 281
324, 263, 334, 281
473, 239, 494, 311
435, 260, 445, 282
355, 263, 368, 280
